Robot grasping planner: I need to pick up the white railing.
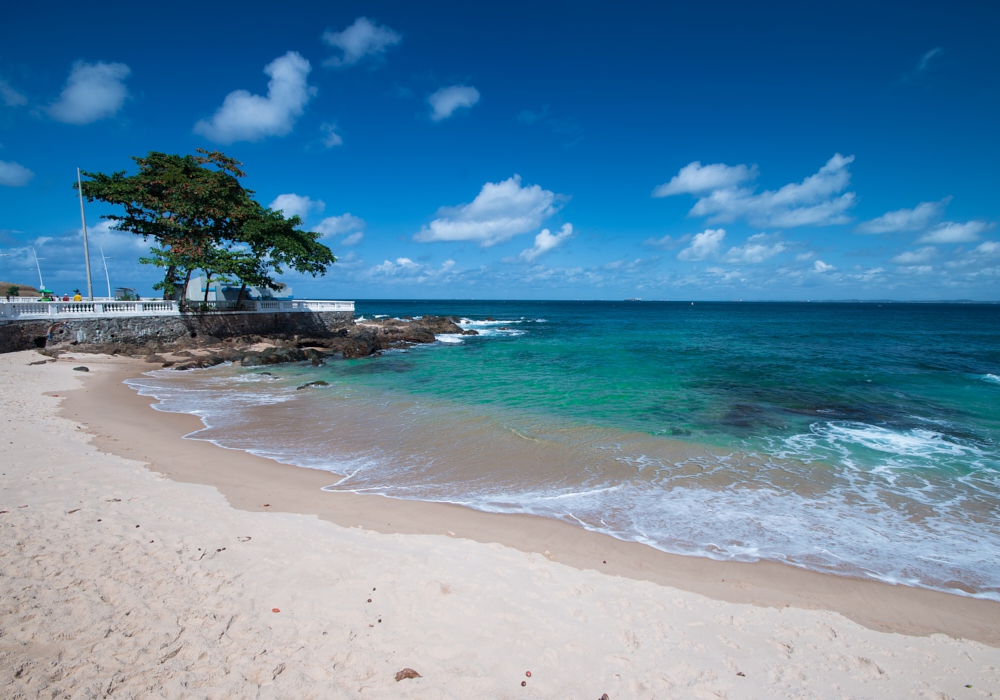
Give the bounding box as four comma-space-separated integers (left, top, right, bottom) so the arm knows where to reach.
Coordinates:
0, 299, 354, 320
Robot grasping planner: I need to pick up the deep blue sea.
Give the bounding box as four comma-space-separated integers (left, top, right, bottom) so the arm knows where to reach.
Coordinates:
127, 301, 1000, 599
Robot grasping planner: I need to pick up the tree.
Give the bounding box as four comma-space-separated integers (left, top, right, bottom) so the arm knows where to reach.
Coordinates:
231, 204, 337, 307
77, 150, 335, 302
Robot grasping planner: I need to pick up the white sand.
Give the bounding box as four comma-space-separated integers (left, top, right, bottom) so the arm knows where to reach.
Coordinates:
1, 350, 998, 699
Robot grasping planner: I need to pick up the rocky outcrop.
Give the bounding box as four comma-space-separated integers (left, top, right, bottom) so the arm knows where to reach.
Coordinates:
14, 313, 478, 369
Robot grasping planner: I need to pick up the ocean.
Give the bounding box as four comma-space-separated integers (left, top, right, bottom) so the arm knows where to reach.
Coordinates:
126, 301, 1000, 599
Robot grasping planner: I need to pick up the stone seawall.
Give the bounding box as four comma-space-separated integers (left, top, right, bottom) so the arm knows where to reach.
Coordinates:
0, 311, 354, 354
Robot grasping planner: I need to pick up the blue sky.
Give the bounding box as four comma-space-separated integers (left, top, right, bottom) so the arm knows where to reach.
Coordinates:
1, 0, 997, 300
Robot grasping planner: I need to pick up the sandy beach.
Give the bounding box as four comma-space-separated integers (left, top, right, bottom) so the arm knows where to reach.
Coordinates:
2, 349, 999, 698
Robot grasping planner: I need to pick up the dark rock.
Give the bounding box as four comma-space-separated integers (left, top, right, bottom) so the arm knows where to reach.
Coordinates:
145, 354, 165, 363
240, 346, 330, 367
296, 380, 329, 390
72, 366, 89, 372
461, 329, 479, 336
394, 668, 421, 682
402, 327, 436, 344
161, 361, 175, 368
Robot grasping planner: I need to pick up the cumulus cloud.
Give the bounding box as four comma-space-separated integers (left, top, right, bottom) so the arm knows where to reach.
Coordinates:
722, 233, 786, 264
428, 85, 480, 121
322, 17, 401, 67
917, 220, 990, 244
659, 154, 856, 228
813, 260, 835, 273
194, 52, 315, 144
0, 160, 34, 187
677, 228, 726, 262
320, 122, 343, 147
857, 198, 950, 234
653, 161, 757, 197
315, 213, 365, 237
46, 60, 130, 124
340, 231, 364, 246
517, 224, 573, 263
975, 240, 1000, 257
371, 257, 455, 282
415, 175, 564, 247
890, 246, 937, 265
0, 78, 27, 107
269, 194, 324, 220
642, 234, 690, 249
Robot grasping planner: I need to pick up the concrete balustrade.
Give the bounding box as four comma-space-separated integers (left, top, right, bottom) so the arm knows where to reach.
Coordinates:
0, 299, 354, 320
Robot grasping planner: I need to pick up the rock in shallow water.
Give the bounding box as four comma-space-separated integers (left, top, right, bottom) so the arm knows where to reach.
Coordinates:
296, 381, 329, 390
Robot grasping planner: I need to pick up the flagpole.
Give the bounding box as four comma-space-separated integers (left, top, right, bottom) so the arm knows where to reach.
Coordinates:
77, 168, 94, 301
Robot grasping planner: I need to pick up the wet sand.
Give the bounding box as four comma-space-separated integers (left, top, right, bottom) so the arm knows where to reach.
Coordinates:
64, 354, 1000, 646
5, 349, 1000, 698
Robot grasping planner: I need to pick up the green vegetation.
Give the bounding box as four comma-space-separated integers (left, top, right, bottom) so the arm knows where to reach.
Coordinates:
76, 150, 336, 304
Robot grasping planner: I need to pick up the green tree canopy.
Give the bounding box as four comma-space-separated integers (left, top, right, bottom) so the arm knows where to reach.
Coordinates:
77, 150, 335, 301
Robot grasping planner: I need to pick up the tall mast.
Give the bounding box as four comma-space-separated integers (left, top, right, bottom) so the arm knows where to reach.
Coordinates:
100, 245, 112, 298
77, 168, 94, 301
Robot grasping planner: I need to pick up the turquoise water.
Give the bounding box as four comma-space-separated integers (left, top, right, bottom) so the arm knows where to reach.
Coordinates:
127, 301, 1000, 598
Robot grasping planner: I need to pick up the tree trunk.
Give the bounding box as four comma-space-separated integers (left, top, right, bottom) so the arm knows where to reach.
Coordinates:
236, 281, 248, 311
162, 265, 176, 300
202, 273, 212, 305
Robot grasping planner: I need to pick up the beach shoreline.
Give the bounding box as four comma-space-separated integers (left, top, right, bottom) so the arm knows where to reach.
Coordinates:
4, 347, 1000, 698
62, 352, 1000, 646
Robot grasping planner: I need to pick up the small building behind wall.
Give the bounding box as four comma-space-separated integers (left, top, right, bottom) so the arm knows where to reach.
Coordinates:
185, 276, 294, 303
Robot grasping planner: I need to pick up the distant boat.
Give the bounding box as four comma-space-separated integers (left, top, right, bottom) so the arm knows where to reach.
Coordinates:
624, 297, 641, 301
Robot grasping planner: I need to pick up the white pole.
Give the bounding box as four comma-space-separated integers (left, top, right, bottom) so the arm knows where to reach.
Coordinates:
77, 168, 94, 301
31, 247, 44, 289
100, 245, 112, 298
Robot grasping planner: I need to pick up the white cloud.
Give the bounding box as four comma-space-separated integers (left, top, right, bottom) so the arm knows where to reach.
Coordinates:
677, 228, 726, 262
415, 175, 564, 247
795, 252, 815, 261
653, 161, 757, 197
315, 213, 365, 237
46, 60, 130, 124
722, 233, 786, 264
975, 241, 1000, 256
813, 260, 835, 273
890, 247, 937, 265
0, 160, 34, 187
428, 85, 480, 121
269, 193, 324, 220
916, 47, 943, 73
368, 257, 457, 283
0, 78, 27, 107
642, 233, 690, 249
320, 122, 343, 147
375, 257, 420, 274
341, 231, 364, 246
322, 17, 401, 67
194, 51, 315, 144
897, 265, 933, 275
857, 198, 950, 234
850, 267, 885, 282
918, 220, 990, 244
518, 223, 573, 263
662, 154, 856, 228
